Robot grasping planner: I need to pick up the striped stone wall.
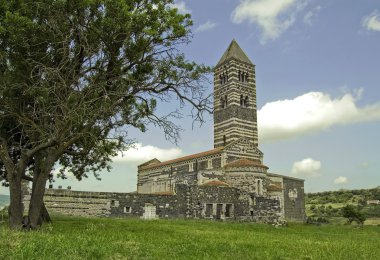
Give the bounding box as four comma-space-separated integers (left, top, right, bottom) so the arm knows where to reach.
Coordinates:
213, 59, 258, 148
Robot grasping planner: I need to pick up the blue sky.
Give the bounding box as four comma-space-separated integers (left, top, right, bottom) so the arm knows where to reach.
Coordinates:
1, 0, 380, 195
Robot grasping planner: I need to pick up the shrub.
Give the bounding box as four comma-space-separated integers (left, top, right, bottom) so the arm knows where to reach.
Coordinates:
342, 205, 366, 226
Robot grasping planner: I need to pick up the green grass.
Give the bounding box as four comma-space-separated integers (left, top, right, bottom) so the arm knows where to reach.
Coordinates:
1, 216, 380, 260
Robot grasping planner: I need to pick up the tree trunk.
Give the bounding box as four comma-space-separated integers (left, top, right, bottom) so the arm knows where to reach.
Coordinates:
40, 202, 52, 223
8, 173, 23, 229
28, 171, 49, 229
28, 152, 56, 229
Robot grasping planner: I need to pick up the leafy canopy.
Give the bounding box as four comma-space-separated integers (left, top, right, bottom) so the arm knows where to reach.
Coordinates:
0, 0, 212, 182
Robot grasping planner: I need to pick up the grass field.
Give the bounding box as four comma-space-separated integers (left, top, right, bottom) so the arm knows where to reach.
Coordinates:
1, 216, 380, 260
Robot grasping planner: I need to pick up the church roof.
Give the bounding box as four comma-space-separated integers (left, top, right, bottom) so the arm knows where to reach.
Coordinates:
139, 147, 224, 170
224, 159, 268, 169
138, 158, 161, 168
216, 39, 254, 67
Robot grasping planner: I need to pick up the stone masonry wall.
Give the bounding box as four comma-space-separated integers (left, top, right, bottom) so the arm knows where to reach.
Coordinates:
283, 177, 306, 222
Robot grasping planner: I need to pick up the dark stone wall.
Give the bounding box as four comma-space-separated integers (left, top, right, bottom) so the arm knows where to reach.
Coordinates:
24, 182, 283, 224
110, 193, 181, 218
188, 185, 240, 220
249, 196, 281, 223
283, 178, 306, 222
214, 105, 256, 124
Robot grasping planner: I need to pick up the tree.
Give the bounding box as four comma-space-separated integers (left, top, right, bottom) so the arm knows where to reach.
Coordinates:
0, 0, 212, 229
341, 205, 366, 226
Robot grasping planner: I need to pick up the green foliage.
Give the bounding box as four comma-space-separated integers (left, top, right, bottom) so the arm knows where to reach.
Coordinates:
1, 0, 212, 228
0, 216, 380, 259
342, 205, 367, 225
306, 216, 329, 224
306, 187, 380, 223
0, 0, 211, 180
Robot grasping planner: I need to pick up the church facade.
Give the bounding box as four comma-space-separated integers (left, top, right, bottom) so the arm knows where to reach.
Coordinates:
136, 40, 305, 222
24, 40, 305, 223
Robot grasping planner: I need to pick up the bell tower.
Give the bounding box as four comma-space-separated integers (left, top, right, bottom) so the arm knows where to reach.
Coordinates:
213, 40, 258, 148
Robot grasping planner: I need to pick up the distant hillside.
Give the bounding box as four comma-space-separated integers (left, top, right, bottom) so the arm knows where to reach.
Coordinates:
306, 187, 380, 205
305, 187, 380, 222
0, 195, 9, 208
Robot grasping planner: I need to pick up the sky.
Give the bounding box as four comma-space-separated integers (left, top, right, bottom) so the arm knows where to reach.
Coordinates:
1, 0, 380, 195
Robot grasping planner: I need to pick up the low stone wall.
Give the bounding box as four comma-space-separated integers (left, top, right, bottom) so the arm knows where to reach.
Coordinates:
23, 184, 283, 223
24, 190, 115, 217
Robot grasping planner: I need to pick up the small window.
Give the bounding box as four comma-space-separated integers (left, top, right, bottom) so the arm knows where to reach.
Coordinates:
111, 200, 116, 206
220, 75, 223, 85
223, 135, 226, 146
189, 163, 194, 172
205, 204, 213, 217
225, 95, 228, 106
124, 206, 131, 213
207, 159, 213, 169
220, 97, 225, 109
221, 73, 226, 84
245, 96, 249, 107
257, 180, 262, 195
240, 94, 244, 106
249, 197, 256, 207
250, 210, 254, 216
225, 204, 232, 217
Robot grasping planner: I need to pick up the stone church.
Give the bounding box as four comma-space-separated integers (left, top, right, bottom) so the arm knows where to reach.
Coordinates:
24, 40, 305, 223
136, 40, 305, 222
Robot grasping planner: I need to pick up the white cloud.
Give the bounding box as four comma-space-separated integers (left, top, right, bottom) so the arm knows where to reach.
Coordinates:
195, 21, 217, 33
113, 143, 183, 163
168, 1, 191, 14
303, 5, 321, 26
360, 161, 369, 168
362, 10, 380, 32
258, 89, 380, 142
334, 176, 348, 184
292, 158, 321, 177
231, 0, 307, 44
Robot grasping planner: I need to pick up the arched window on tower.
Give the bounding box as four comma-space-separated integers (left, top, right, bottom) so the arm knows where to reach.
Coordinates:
238, 70, 241, 82
223, 135, 226, 146
225, 95, 228, 107
245, 73, 249, 83
220, 75, 223, 85
220, 97, 225, 109
245, 96, 249, 107
240, 95, 244, 106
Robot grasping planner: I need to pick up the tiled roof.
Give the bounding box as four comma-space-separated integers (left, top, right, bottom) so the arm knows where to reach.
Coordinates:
138, 158, 161, 168
140, 147, 224, 170
201, 180, 230, 187
224, 159, 268, 169
216, 39, 254, 67
267, 172, 304, 182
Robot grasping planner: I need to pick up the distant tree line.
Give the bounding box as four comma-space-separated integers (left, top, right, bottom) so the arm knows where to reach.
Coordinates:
306, 187, 380, 205
305, 187, 380, 224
